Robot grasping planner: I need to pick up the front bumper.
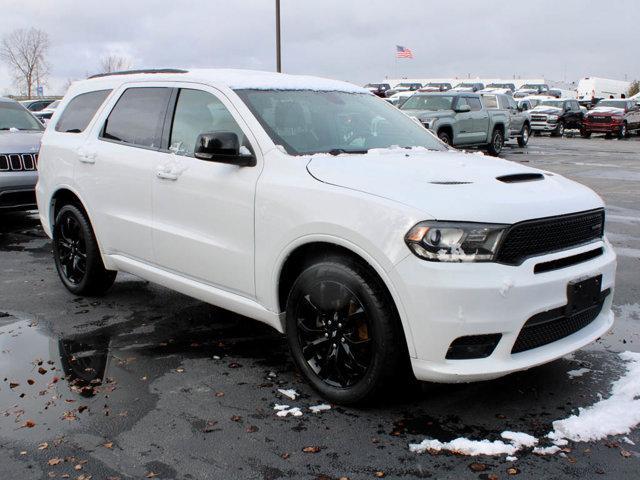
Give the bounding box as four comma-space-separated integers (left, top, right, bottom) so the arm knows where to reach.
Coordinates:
531, 121, 557, 131
0, 171, 38, 210
390, 239, 616, 383
582, 123, 622, 134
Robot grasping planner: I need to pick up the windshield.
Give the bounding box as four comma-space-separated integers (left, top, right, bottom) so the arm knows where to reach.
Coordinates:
401, 95, 454, 111
454, 83, 475, 88
48, 100, 60, 109
234, 90, 446, 155
539, 100, 564, 108
596, 100, 626, 109
522, 84, 543, 90
0, 102, 44, 131
487, 84, 512, 89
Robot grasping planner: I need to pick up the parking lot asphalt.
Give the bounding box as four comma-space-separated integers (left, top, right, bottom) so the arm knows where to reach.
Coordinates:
0, 134, 639, 480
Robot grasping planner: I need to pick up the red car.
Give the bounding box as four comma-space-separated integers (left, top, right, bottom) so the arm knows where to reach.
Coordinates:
581, 99, 640, 138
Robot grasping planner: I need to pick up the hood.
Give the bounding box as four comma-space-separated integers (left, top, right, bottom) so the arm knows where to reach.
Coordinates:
306, 149, 603, 224
401, 109, 453, 120
587, 106, 625, 116
0, 130, 42, 154
531, 106, 562, 115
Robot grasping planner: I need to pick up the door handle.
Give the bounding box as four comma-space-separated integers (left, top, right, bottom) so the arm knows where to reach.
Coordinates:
156, 170, 179, 181
77, 150, 96, 164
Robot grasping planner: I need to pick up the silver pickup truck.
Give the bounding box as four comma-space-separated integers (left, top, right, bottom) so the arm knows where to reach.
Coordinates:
400, 92, 510, 155
482, 93, 532, 147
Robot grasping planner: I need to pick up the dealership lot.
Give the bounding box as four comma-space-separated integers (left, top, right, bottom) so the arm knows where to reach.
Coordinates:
1, 135, 639, 479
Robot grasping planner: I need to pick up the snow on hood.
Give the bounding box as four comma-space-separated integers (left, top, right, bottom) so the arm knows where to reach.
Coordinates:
531, 105, 562, 114
306, 148, 602, 224
587, 106, 625, 115
0, 130, 42, 154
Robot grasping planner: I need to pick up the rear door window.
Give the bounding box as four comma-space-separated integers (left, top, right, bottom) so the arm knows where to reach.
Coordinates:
55, 90, 112, 133
101, 87, 172, 148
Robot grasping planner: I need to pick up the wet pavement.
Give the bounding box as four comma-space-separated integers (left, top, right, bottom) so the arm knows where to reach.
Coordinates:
0, 134, 639, 479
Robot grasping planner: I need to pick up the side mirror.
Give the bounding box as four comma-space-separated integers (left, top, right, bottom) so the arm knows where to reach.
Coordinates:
455, 104, 471, 113
194, 132, 255, 167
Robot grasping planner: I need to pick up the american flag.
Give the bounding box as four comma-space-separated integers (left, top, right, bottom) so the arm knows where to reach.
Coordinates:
396, 45, 413, 59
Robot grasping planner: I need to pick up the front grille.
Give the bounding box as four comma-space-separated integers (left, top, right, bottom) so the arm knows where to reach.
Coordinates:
531, 115, 547, 122
496, 209, 604, 265
511, 289, 610, 354
0, 153, 38, 172
589, 116, 611, 123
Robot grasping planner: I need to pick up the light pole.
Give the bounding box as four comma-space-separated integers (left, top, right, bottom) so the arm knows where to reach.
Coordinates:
275, 0, 282, 72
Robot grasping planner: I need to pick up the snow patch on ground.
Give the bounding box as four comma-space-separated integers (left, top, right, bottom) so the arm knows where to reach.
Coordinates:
567, 368, 591, 379
274, 405, 303, 417
277, 389, 299, 400
410, 351, 640, 457
309, 404, 331, 414
505, 456, 518, 462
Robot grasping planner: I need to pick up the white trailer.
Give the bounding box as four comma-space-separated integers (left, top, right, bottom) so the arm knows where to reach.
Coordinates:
577, 77, 631, 101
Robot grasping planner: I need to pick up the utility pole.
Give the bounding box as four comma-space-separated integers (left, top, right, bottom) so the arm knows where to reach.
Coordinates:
275, 0, 282, 73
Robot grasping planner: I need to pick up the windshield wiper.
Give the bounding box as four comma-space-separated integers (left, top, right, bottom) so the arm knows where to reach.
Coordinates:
328, 148, 368, 156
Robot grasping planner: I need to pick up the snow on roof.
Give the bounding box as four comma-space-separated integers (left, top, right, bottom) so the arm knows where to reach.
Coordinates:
83, 68, 368, 94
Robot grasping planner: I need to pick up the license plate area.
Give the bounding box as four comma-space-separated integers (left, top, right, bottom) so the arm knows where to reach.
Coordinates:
566, 275, 602, 316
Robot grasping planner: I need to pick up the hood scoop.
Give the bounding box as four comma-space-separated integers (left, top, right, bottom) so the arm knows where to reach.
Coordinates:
429, 181, 473, 185
496, 173, 544, 183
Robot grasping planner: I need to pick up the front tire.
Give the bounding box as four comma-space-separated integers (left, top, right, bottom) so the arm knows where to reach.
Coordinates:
285, 256, 407, 404
487, 128, 504, 156
580, 128, 591, 138
438, 130, 451, 145
551, 121, 565, 137
53, 204, 116, 296
618, 122, 628, 139
517, 124, 530, 147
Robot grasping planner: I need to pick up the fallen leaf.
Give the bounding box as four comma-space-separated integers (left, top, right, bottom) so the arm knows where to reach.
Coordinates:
77, 406, 88, 414
203, 421, 218, 433
280, 452, 290, 460
228, 362, 242, 368
507, 467, 520, 475
48, 458, 62, 466
620, 449, 631, 458
38, 367, 47, 375
214, 392, 224, 397
102, 442, 113, 449
230, 415, 242, 422
246, 425, 258, 433
145, 472, 158, 478
23, 419, 36, 428
38, 442, 49, 450
488, 475, 499, 480
27, 379, 35, 385
20, 451, 27, 455
374, 472, 385, 478
62, 411, 77, 421
74, 464, 82, 471
303, 446, 321, 453
469, 462, 486, 472
175, 368, 185, 373
9, 382, 19, 389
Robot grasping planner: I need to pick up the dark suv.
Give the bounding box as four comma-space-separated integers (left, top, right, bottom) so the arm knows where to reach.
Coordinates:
530, 99, 583, 136
581, 99, 640, 138
364, 83, 391, 97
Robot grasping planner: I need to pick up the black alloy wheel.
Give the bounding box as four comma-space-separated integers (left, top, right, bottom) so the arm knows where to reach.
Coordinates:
293, 281, 372, 389
53, 204, 117, 295
55, 210, 87, 285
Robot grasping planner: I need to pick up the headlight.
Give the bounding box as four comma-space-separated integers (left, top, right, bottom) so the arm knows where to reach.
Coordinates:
547, 114, 558, 122
405, 221, 507, 262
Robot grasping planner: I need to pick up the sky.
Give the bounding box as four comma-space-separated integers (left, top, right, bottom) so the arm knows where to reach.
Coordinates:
1, 0, 638, 96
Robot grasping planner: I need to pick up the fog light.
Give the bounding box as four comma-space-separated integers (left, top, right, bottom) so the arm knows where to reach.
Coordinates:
446, 334, 502, 360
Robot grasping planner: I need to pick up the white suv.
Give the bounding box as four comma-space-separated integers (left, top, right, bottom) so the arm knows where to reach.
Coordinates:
36, 69, 616, 404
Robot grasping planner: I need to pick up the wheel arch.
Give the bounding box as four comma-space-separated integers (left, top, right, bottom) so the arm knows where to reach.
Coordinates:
273, 237, 416, 357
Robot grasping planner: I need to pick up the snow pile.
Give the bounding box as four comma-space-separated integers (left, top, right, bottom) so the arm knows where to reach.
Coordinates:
549, 351, 640, 443
277, 389, 299, 400
410, 351, 640, 457
566, 368, 591, 379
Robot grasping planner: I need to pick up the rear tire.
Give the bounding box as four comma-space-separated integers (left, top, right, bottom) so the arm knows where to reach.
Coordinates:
486, 128, 504, 156
618, 122, 628, 139
53, 204, 116, 296
285, 256, 407, 405
517, 124, 530, 147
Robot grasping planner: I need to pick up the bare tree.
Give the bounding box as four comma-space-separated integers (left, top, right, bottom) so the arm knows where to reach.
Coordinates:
0, 28, 50, 98
99, 54, 132, 74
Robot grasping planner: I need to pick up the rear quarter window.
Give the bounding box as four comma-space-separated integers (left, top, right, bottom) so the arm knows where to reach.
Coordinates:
55, 90, 112, 133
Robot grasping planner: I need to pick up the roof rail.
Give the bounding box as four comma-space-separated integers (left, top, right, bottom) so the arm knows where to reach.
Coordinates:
88, 69, 188, 79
